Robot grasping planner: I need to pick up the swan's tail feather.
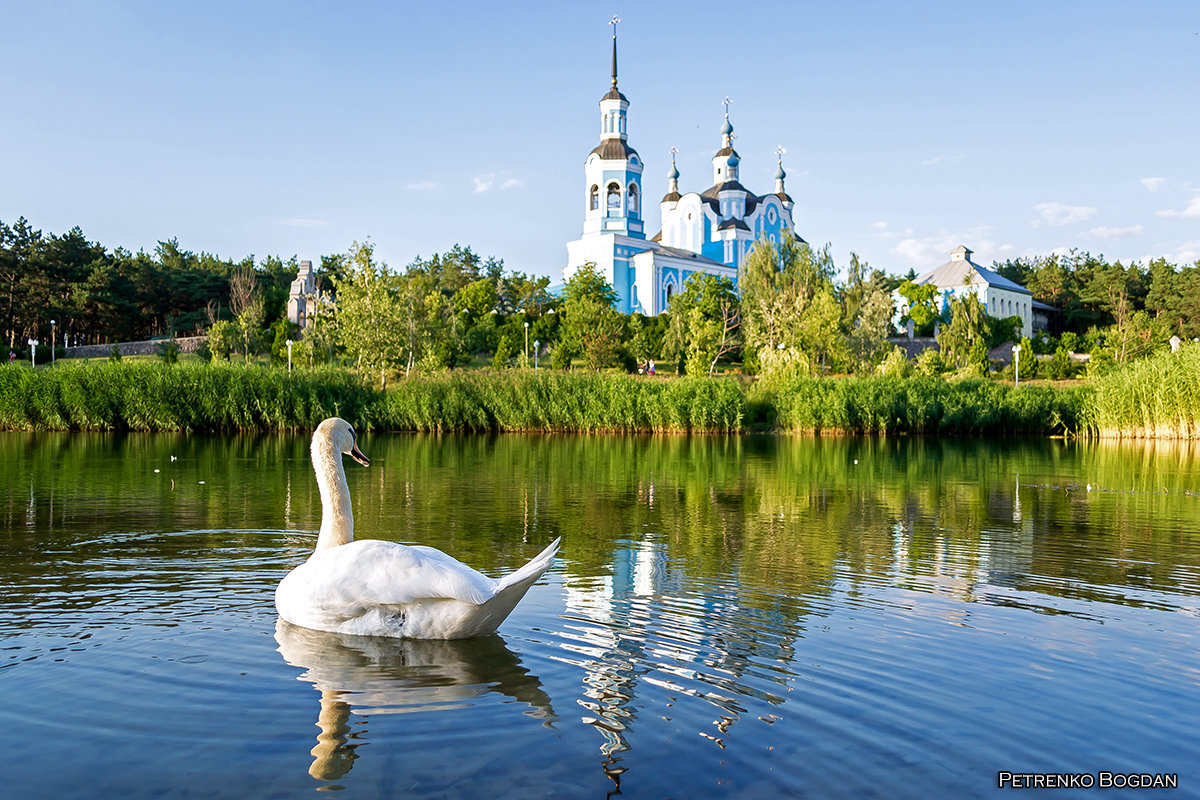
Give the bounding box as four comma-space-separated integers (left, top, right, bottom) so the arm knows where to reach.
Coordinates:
496, 537, 561, 593
451, 538, 559, 638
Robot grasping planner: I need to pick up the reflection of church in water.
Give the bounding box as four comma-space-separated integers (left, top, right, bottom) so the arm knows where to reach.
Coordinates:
564, 21, 802, 315
561, 482, 802, 764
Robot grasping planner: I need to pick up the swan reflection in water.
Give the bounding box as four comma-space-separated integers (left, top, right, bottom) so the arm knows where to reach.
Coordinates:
275, 619, 556, 781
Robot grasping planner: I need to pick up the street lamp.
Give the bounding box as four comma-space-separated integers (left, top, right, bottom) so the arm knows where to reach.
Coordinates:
1012, 343, 1022, 386
50, 320, 56, 364
524, 321, 530, 366
533, 339, 540, 371
285, 338, 293, 372
28, 338, 38, 368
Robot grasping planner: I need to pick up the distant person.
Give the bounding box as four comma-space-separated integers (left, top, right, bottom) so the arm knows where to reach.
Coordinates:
8, 350, 14, 364
648, 359, 655, 375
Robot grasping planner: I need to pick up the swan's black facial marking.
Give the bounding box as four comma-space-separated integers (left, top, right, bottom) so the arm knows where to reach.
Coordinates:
346, 424, 370, 467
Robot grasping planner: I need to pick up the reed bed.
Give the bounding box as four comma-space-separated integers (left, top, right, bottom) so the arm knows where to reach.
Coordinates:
1, 361, 1100, 435
1087, 345, 1200, 439
372, 371, 744, 433
759, 375, 1089, 436
0, 361, 375, 431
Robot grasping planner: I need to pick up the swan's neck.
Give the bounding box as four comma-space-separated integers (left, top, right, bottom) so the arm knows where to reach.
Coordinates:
313, 441, 353, 551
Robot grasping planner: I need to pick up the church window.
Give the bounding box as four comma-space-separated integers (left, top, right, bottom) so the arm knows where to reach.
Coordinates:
628, 183, 639, 213
590, 185, 599, 211
767, 207, 777, 224
607, 183, 621, 211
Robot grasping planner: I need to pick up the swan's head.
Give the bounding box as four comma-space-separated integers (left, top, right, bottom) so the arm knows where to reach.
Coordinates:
314, 417, 370, 467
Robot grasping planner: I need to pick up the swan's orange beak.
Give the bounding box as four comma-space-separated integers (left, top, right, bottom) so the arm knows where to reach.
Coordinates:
349, 443, 370, 467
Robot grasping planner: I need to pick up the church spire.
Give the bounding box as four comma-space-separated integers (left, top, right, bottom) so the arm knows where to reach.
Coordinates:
712, 97, 740, 184
663, 145, 681, 205
610, 14, 619, 89
774, 145, 793, 206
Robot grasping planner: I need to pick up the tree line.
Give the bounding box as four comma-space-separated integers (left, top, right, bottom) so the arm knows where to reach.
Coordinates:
5, 214, 1197, 379
0, 216, 297, 353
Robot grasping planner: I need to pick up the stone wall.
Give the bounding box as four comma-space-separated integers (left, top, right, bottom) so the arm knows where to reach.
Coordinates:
63, 336, 207, 359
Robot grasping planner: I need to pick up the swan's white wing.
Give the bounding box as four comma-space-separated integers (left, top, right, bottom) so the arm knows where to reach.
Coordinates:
300, 540, 496, 608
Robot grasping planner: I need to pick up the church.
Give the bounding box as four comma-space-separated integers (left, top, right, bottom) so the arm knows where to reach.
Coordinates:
564, 24, 801, 315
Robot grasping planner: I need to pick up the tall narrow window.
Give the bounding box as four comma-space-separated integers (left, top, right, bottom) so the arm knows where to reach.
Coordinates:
590, 184, 599, 211
628, 183, 639, 214
607, 183, 621, 212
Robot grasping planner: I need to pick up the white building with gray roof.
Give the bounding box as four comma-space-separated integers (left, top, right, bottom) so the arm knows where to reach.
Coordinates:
894, 246, 1038, 338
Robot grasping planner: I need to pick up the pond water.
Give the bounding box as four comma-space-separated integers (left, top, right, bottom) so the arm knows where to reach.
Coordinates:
2, 432, 1198, 798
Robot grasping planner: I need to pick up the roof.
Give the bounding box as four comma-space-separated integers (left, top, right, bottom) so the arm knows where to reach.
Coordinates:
915, 256, 1032, 295
701, 180, 752, 199
601, 86, 627, 103
775, 191, 793, 204
713, 146, 738, 159
590, 139, 639, 160
652, 243, 730, 268
661, 191, 681, 203
718, 218, 750, 231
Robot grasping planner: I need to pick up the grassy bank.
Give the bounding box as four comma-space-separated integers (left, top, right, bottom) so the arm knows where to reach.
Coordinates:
0, 359, 1101, 435
1088, 345, 1200, 439
0, 362, 742, 433
756, 375, 1089, 435
0, 361, 376, 431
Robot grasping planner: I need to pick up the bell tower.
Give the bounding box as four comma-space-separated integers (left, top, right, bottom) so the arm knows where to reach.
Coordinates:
581, 15, 644, 239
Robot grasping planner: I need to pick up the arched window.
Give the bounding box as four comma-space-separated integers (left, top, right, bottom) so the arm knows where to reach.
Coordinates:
589, 184, 599, 211
627, 183, 639, 214
607, 182, 621, 211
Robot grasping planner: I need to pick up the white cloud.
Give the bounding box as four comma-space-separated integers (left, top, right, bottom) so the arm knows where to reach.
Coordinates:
1155, 195, 1200, 218
1140, 177, 1166, 192
1088, 224, 1144, 240
870, 221, 914, 241
281, 218, 329, 228
892, 228, 1014, 269
473, 174, 524, 193
1031, 202, 1097, 228
920, 154, 963, 167
1166, 241, 1200, 264
405, 180, 437, 190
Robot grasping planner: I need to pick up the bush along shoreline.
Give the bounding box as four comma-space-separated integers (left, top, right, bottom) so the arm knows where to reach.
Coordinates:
0, 359, 1110, 436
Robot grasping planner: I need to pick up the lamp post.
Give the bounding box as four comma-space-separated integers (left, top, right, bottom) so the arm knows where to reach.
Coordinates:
28, 338, 38, 368
1012, 343, 1022, 386
285, 338, 293, 372
50, 319, 56, 364
524, 321, 530, 366
533, 340, 540, 371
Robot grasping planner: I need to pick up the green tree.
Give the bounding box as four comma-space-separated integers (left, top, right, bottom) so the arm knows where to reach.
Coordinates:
896, 280, 940, 336
740, 233, 846, 377
560, 262, 623, 370
333, 241, 407, 383
938, 293, 992, 374
662, 272, 741, 376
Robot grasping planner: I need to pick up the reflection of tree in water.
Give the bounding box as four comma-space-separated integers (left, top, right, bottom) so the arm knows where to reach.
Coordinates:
274, 620, 554, 784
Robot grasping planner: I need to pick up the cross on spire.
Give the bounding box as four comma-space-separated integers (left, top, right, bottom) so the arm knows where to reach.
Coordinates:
775, 145, 787, 164
669, 145, 678, 164
722, 96, 733, 117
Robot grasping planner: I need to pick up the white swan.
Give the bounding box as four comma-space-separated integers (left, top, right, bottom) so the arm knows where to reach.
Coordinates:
276, 417, 560, 639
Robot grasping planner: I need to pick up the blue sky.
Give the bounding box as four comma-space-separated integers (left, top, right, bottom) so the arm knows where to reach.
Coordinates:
2, 1, 1198, 279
